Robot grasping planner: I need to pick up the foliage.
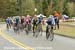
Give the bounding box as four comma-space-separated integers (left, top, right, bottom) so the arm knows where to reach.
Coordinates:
0, 0, 75, 18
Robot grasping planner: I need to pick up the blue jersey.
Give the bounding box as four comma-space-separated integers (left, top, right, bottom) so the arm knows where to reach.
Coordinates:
47, 16, 55, 26
38, 16, 43, 23
46, 18, 52, 25
6, 18, 10, 24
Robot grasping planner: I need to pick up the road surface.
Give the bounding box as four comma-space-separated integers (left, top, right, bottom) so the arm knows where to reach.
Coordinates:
0, 24, 75, 50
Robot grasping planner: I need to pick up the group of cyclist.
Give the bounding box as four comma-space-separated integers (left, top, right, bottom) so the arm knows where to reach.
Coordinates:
5, 12, 60, 41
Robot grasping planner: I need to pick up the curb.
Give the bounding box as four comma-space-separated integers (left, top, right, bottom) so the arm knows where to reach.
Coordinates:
42, 30, 75, 39
55, 33, 75, 39
60, 24, 75, 27
0, 22, 5, 24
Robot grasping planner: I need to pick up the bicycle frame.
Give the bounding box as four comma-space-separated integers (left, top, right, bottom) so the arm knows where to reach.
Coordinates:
46, 25, 54, 41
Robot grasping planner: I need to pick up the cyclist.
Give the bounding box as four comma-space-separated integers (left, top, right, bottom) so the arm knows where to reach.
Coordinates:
14, 16, 20, 33
15, 16, 19, 27
12, 17, 16, 32
46, 15, 55, 41
24, 15, 31, 34
24, 15, 31, 25
32, 15, 39, 37
38, 14, 43, 35
38, 14, 43, 22
20, 16, 24, 31
8, 17, 12, 28
5, 17, 11, 30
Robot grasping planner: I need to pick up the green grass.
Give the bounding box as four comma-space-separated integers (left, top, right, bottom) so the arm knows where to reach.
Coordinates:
54, 25, 75, 37
61, 22, 75, 25
0, 22, 5, 24
42, 23, 75, 37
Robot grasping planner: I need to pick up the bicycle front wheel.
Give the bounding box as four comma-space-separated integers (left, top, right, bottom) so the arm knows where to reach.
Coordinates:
50, 30, 54, 41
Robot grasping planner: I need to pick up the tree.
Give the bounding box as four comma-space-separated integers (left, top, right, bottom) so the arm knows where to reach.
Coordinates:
21, 0, 35, 16
67, 2, 75, 17
42, 0, 48, 16
0, 0, 9, 18
0, 0, 16, 18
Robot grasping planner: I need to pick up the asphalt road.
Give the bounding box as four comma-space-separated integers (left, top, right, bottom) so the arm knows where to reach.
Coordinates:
0, 24, 75, 50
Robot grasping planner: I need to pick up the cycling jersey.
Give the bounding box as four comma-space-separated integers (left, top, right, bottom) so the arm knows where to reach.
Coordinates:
32, 19, 38, 25
16, 18, 19, 23
24, 17, 30, 24
46, 16, 55, 26
6, 18, 11, 24
21, 18, 24, 24
38, 16, 43, 23
46, 18, 52, 25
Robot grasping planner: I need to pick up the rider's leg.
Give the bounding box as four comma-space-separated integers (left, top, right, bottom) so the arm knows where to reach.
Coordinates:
50, 25, 54, 41
46, 25, 49, 39
33, 24, 35, 33
6, 24, 9, 30
33, 25, 36, 36
46, 25, 48, 34
57, 22, 59, 29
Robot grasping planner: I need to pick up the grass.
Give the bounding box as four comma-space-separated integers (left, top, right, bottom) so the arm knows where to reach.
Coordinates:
42, 22, 75, 37
60, 22, 75, 25
54, 25, 75, 37
0, 22, 5, 24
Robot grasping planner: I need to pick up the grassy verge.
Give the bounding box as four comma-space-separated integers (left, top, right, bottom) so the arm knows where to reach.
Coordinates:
0, 22, 5, 24
42, 23, 75, 37
54, 24, 75, 37
60, 22, 75, 25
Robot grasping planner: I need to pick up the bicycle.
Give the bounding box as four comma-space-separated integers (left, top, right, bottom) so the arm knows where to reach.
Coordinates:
6, 24, 9, 30
46, 25, 54, 41
24, 23, 29, 35
13, 23, 19, 34
38, 23, 43, 36
33, 24, 38, 37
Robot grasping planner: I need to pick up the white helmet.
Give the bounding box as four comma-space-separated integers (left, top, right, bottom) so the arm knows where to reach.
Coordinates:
49, 15, 53, 17
27, 15, 30, 17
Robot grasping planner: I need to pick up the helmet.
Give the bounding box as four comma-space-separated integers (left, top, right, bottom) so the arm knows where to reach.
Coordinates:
27, 15, 30, 17
7, 17, 10, 19
16, 16, 19, 19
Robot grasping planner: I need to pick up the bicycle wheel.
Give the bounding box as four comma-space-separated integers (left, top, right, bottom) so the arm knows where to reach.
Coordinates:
46, 32, 50, 39
6, 24, 9, 30
50, 29, 54, 41
33, 25, 36, 36
38, 24, 42, 36
14, 24, 19, 34
33, 25, 38, 37
25, 24, 29, 35
46, 25, 52, 40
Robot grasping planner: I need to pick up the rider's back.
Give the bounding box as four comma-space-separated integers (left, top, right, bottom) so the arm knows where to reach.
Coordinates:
6, 18, 10, 24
